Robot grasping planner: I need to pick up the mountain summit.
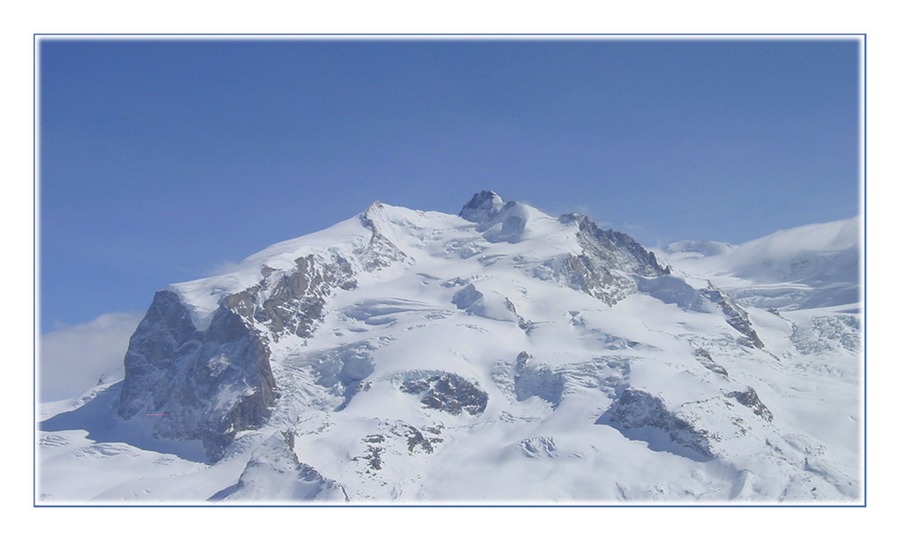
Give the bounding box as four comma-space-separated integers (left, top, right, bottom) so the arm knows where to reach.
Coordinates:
39, 192, 862, 503
459, 190, 505, 222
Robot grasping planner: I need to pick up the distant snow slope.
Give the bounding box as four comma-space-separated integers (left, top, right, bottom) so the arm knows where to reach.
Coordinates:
37, 193, 862, 504
661, 217, 860, 310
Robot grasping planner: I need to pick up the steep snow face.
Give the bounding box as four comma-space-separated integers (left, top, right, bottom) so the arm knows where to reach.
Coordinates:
38, 193, 862, 504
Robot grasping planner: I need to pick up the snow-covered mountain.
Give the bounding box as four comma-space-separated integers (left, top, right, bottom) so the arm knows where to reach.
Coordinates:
37, 192, 863, 504
661, 217, 860, 310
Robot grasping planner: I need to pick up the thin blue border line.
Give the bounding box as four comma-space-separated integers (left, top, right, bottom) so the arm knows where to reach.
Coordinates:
33, 32, 865, 37
32, 33, 867, 509
862, 33, 867, 508
32, 34, 37, 509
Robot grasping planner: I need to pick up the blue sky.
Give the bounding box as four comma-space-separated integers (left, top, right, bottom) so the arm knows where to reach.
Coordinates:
38, 37, 861, 332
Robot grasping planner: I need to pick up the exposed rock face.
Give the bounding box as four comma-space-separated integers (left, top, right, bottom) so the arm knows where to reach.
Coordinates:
459, 190, 505, 223
399, 423, 441, 454
695, 348, 729, 377
399, 372, 488, 415
727, 387, 774, 422
597, 388, 714, 461
118, 291, 277, 462
224, 254, 356, 342
558, 213, 670, 305
358, 202, 411, 271
116, 205, 412, 461
117, 290, 198, 417
698, 283, 765, 348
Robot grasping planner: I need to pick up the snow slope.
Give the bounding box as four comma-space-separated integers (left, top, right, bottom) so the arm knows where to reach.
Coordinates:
661, 217, 860, 310
37, 193, 862, 504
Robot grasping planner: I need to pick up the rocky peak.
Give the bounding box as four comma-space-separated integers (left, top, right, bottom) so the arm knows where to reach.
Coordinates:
360, 200, 385, 230
459, 190, 505, 223
356, 202, 410, 272
561, 213, 670, 277
544, 213, 671, 306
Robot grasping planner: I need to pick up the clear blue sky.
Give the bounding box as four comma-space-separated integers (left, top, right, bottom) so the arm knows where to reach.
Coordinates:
38, 37, 861, 331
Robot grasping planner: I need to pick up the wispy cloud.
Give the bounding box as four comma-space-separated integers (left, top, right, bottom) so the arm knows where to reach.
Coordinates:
39, 312, 143, 402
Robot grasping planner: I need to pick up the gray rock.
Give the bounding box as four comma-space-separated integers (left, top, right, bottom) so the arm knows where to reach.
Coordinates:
118, 291, 276, 462
358, 201, 411, 271
459, 190, 505, 223
556, 213, 669, 306
224, 254, 356, 342
451, 283, 484, 310
597, 388, 714, 461
695, 348, 729, 377
399, 372, 488, 415
727, 387, 774, 422
698, 283, 765, 349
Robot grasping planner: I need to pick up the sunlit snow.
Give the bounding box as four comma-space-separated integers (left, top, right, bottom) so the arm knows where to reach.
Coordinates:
37, 195, 862, 504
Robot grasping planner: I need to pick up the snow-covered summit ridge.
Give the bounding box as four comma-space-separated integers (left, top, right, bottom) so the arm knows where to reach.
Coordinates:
167, 191, 661, 328
458, 190, 565, 244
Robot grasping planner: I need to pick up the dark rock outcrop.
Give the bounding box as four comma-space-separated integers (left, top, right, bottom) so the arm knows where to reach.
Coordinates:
358, 201, 411, 271
224, 254, 356, 342
695, 348, 729, 377
727, 387, 774, 422
459, 190, 505, 223
597, 388, 714, 461
399, 372, 488, 415
116, 204, 416, 462
118, 291, 277, 462
557, 213, 670, 305
698, 283, 765, 349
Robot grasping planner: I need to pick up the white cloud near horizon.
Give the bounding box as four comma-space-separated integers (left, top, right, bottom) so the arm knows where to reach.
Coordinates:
39, 312, 143, 402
